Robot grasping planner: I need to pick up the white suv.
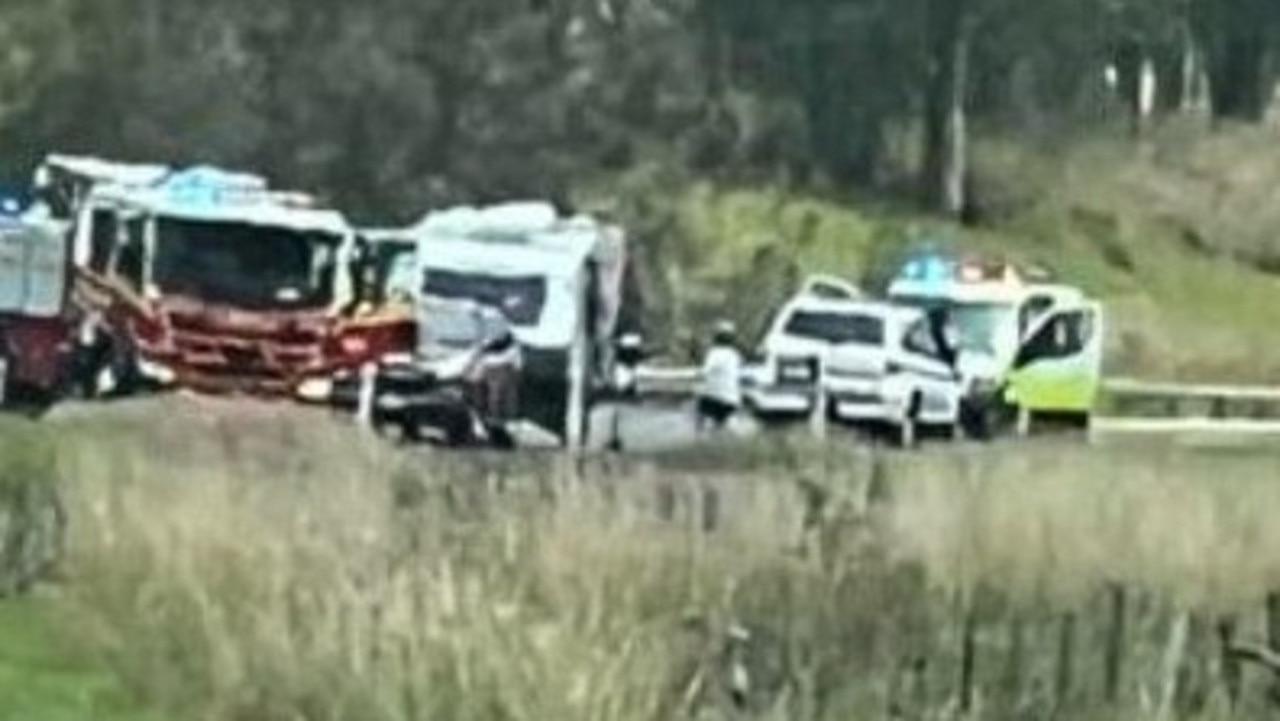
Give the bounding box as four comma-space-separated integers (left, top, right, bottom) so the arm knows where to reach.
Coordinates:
748, 282, 965, 445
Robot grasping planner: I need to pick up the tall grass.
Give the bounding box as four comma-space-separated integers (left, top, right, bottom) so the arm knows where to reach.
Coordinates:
43, 407, 1280, 720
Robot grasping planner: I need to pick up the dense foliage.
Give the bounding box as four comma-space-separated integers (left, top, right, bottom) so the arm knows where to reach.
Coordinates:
0, 0, 1276, 221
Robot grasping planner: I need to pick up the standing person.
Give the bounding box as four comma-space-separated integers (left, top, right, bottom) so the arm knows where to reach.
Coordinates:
696, 321, 744, 433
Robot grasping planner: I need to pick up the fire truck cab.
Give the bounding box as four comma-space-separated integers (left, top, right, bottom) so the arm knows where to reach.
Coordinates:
66, 165, 406, 399
887, 252, 1104, 433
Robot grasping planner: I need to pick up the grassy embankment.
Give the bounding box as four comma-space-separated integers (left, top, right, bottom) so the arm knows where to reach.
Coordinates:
582, 123, 1280, 382
0, 401, 1269, 720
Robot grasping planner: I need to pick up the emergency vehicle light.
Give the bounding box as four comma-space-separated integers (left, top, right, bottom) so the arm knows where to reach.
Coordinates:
955, 257, 1025, 285
897, 253, 954, 284
158, 166, 271, 209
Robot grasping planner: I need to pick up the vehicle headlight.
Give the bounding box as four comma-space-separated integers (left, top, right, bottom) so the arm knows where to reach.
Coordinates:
296, 377, 334, 402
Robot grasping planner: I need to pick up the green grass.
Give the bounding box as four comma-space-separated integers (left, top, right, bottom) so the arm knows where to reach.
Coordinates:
37, 409, 1280, 720
0, 600, 155, 721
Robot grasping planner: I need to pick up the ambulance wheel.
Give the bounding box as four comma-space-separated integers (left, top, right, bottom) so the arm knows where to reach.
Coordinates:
960, 396, 998, 441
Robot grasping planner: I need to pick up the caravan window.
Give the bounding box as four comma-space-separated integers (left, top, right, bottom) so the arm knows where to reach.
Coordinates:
423, 270, 547, 326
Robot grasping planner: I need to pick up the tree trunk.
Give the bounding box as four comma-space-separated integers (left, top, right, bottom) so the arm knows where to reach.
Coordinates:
1113, 37, 1146, 135
921, 0, 970, 217
1199, 0, 1273, 122
1208, 33, 1268, 121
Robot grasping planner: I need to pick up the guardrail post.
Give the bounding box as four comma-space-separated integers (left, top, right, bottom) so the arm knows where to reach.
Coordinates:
809, 357, 828, 440
701, 485, 720, 533
356, 361, 377, 431
1016, 406, 1032, 438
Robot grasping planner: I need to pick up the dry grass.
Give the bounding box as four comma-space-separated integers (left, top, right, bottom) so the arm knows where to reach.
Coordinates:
38, 405, 1280, 719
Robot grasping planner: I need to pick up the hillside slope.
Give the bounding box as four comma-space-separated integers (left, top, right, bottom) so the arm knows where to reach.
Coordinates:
585, 125, 1280, 381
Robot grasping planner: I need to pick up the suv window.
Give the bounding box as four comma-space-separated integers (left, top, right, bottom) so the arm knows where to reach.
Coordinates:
783, 310, 884, 346
904, 319, 947, 361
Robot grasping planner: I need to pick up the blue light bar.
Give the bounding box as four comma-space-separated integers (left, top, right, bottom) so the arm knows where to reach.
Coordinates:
895, 252, 955, 285
158, 166, 268, 208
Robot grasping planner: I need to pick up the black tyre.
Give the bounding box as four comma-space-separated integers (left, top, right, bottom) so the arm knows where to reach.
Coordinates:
960, 395, 998, 441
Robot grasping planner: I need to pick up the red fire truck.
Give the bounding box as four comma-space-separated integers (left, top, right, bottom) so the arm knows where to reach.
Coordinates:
50, 161, 411, 400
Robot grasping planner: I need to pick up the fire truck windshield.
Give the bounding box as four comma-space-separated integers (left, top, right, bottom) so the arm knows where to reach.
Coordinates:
152, 218, 340, 310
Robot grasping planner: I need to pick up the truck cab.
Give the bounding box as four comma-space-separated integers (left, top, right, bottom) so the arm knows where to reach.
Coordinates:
66, 165, 406, 399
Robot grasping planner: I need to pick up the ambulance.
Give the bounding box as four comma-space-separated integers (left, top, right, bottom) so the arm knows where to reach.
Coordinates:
887, 252, 1104, 434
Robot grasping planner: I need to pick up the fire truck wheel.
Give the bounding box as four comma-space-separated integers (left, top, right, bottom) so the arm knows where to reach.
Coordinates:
103, 341, 142, 398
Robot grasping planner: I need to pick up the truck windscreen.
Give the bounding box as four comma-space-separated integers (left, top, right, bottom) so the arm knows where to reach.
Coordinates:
153, 219, 339, 309
896, 296, 1015, 355
422, 270, 547, 327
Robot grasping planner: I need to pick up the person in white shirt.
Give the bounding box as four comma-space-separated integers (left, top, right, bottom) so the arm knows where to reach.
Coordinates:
697, 321, 743, 433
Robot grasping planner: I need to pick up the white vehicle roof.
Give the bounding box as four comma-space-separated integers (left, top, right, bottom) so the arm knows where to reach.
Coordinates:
421, 234, 597, 280
410, 202, 624, 351
413, 201, 618, 267
41, 154, 172, 187
413, 201, 621, 280
776, 294, 922, 327
86, 166, 351, 237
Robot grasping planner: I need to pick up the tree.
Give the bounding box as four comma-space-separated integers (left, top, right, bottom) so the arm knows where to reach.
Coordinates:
921, 0, 971, 215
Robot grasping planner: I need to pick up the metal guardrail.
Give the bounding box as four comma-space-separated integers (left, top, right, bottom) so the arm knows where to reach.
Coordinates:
1103, 378, 1280, 403
1092, 418, 1280, 435
634, 365, 1280, 439
633, 365, 700, 396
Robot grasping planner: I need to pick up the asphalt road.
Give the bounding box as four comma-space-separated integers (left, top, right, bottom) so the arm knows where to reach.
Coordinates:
35, 392, 1280, 455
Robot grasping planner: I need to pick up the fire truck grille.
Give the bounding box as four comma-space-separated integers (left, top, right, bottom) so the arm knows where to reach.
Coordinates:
223, 346, 265, 371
